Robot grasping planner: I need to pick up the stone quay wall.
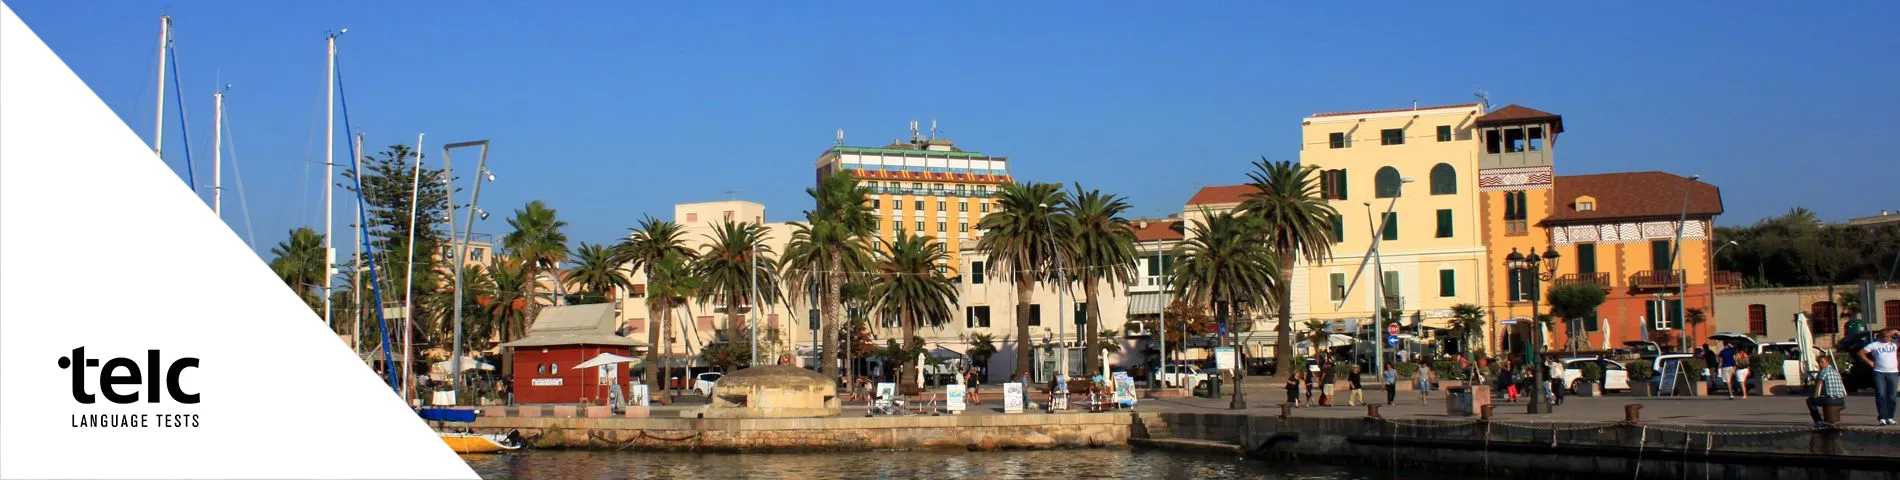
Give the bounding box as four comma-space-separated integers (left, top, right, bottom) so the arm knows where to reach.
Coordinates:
1136, 412, 1900, 479
469, 413, 1133, 453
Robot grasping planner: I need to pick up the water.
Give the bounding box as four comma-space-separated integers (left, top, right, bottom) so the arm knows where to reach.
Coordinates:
462, 449, 1448, 479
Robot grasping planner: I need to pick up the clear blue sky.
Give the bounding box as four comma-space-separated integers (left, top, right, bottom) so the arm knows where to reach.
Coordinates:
11, 1, 1898, 257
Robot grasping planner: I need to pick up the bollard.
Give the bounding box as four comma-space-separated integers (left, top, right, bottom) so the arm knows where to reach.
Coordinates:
1624, 404, 1643, 423
1279, 403, 1293, 419
1822, 405, 1843, 426
1479, 404, 1495, 421
1366, 403, 1381, 418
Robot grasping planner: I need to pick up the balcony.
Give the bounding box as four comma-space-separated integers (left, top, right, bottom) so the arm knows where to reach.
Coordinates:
1714, 271, 1744, 290
1555, 272, 1611, 289
1628, 270, 1685, 290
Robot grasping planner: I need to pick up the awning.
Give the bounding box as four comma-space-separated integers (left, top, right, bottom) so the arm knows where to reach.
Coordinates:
1127, 293, 1173, 316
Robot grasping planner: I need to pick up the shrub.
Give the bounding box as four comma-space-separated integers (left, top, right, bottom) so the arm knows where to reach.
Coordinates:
1756, 353, 1786, 379
1627, 362, 1656, 382
1395, 362, 1419, 379
1290, 356, 1309, 374
1429, 360, 1464, 381
1684, 359, 1708, 380
1580, 363, 1604, 383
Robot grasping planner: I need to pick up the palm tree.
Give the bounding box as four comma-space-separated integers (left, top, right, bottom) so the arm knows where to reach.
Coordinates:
1238, 159, 1338, 378
975, 182, 1073, 379
477, 255, 534, 345
1301, 319, 1331, 357
431, 264, 492, 353
645, 253, 699, 397
1061, 184, 1138, 375
1448, 304, 1487, 357
564, 242, 630, 303
781, 172, 878, 379
840, 278, 873, 383
269, 227, 326, 310
690, 221, 783, 350
1170, 210, 1278, 408
963, 332, 998, 382
868, 231, 958, 392
618, 216, 698, 390
502, 200, 570, 325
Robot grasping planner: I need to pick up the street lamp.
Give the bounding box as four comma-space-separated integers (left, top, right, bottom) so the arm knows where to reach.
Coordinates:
443, 140, 492, 402
1504, 246, 1560, 414
1140, 220, 1168, 389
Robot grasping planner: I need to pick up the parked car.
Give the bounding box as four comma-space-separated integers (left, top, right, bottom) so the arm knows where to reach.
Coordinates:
1158, 364, 1207, 389
692, 372, 723, 396
1560, 357, 1629, 393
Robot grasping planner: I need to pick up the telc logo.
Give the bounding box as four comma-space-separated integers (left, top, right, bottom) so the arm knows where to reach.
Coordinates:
58, 347, 200, 404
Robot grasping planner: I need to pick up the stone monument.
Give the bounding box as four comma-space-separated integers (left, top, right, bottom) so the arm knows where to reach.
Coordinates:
698, 365, 841, 418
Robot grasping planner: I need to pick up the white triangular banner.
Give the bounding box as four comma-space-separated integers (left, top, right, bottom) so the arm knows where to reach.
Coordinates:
0, 3, 476, 478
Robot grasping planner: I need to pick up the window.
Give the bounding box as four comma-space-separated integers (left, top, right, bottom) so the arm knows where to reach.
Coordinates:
915, 200, 924, 210
955, 185, 967, 196
1648, 299, 1683, 330
893, 220, 902, 232
1436, 125, 1452, 142
1381, 212, 1397, 241
723, 210, 733, 221
1507, 270, 1523, 301
1439, 269, 1456, 297
970, 261, 985, 284
966, 306, 991, 328
981, 203, 990, 213
1649, 240, 1673, 272
867, 181, 880, 191
1747, 304, 1768, 335
871, 199, 881, 209
1330, 273, 1346, 301
894, 200, 902, 211
1329, 214, 1344, 243
937, 222, 946, 232
1503, 191, 1529, 220
960, 202, 968, 212
916, 221, 925, 232
471, 247, 485, 262
1382, 271, 1400, 302
686, 212, 698, 222
959, 222, 969, 233
1575, 243, 1597, 275
1429, 163, 1457, 195
1029, 304, 1042, 326
1074, 302, 1089, 327
1885, 300, 1900, 328
1374, 167, 1402, 198
1505, 128, 1526, 152
1319, 169, 1349, 200
1810, 302, 1838, 334
1329, 132, 1347, 149
1435, 209, 1452, 238
1528, 127, 1545, 151
912, 183, 923, 191
938, 201, 946, 211
1485, 129, 1502, 154
1380, 128, 1404, 146
1578, 201, 1595, 212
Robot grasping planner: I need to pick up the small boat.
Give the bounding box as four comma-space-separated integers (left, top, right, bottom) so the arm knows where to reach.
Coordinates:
418, 408, 522, 453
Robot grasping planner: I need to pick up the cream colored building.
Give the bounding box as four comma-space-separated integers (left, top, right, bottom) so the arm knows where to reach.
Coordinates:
611, 200, 803, 372
813, 123, 1010, 278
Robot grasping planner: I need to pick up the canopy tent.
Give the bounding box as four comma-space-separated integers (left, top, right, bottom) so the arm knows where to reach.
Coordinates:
575, 352, 644, 370
432, 356, 494, 375
1296, 333, 1357, 351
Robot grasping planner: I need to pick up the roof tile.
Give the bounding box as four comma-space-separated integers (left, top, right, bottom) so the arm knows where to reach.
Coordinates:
1543, 172, 1723, 224
1186, 184, 1251, 206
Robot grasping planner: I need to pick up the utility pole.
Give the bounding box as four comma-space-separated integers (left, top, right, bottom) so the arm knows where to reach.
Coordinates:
211, 85, 226, 218
323, 30, 339, 334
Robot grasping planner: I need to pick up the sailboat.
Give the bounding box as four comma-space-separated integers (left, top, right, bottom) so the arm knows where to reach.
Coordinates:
417, 408, 522, 454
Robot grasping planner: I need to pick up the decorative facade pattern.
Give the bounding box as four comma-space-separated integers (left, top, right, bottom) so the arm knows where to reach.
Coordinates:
1478, 166, 1553, 192
1553, 220, 1707, 245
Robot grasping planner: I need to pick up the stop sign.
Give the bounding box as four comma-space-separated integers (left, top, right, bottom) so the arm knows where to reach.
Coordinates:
1386, 322, 1400, 335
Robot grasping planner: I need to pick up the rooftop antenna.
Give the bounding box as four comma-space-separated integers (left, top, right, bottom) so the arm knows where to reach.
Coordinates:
836, 128, 845, 146
1412, 100, 1418, 110
909, 120, 920, 143
723, 189, 740, 200
930, 119, 938, 139
1474, 89, 1491, 111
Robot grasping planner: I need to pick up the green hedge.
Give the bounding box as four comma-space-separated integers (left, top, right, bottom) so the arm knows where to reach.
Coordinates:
1755, 353, 1786, 379
1627, 362, 1656, 382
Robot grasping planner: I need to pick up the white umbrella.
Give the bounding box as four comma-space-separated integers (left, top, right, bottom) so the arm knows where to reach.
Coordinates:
575, 352, 643, 370
1794, 312, 1816, 379
431, 356, 494, 375
1601, 320, 1612, 351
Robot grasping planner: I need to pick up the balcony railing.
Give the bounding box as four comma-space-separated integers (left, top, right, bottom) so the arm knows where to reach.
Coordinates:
1555, 272, 1612, 289
1628, 270, 1685, 290
1714, 271, 1744, 290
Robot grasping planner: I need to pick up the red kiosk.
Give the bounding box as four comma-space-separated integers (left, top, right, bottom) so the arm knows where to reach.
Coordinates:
500, 303, 642, 404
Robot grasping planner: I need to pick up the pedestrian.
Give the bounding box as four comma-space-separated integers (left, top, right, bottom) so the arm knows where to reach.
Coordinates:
1734, 349, 1753, 400
1547, 360, 1564, 406
1285, 370, 1301, 406
1320, 360, 1337, 407
1383, 363, 1398, 405
1303, 367, 1317, 406
1719, 343, 1740, 399
1416, 361, 1434, 406
1500, 367, 1518, 403
1857, 328, 1899, 425
1699, 344, 1719, 395
1807, 354, 1848, 428
1348, 364, 1365, 407
966, 368, 982, 405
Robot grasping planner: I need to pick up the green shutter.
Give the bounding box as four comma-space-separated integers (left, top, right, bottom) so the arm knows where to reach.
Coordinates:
1651, 240, 1673, 272
1382, 212, 1398, 241
1075, 302, 1088, 326
1330, 273, 1346, 301
1508, 270, 1522, 300
1667, 300, 1684, 329
1576, 244, 1596, 275
1504, 192, 1517, 220
1331, 214, 1344, 242
1337, 170, 1348, 200
1439, 269, 1455, 297
1436, 209, 1452, 238
1383, 271, 1400, 298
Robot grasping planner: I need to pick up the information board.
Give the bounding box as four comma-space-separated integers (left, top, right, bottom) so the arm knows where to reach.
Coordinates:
946, 385, 966, 412
631, 384, 650, 407
1112, 372, 1136, 407
1003, 382, 1025, 413
1214, 347, 1237, 371
1658, 358, 1682, 396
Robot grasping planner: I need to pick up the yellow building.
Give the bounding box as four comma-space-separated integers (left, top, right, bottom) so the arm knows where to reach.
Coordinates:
813, 123, 1010, 277
1292, 102, 1491, 347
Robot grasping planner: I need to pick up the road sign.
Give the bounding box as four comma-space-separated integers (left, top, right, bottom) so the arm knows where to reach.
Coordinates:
1387, 323, 1400, 335
1386, 334, 1400, 347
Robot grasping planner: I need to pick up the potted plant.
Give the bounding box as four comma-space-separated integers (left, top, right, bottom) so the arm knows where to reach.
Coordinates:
1574, 363, 1602, 397
1627, 362, 1656, 396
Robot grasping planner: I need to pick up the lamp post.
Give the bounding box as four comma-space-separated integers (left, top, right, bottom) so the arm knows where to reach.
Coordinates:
1141, 220, 1169, 389
443, 140, 492, 401
1040, 203, 1069, 382
1505, 246, 1560, 414
1666, 175, 1700, 351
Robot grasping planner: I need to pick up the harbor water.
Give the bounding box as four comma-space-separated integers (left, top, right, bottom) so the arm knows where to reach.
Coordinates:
461, 449, 1454, 479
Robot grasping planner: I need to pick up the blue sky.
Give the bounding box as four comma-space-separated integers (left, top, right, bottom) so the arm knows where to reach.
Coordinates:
10, 1, 1898, 257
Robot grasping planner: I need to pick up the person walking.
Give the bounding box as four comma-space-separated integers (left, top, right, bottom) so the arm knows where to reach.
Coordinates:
1719, 343, 1739, 399
1807, 354, 1848, 428
1547, 360, 1565, 406
1499, 367, 1518, 403
1734, 349, 1753, 400
1416, 361, 1434, 406
1383, 363, 1398, 405
1285, 369, 1302, 407
1858, 328, 1898, 425
1348, 364, 1365, 407
1303, 368, 1317, 406
1319, 360, 1337, 407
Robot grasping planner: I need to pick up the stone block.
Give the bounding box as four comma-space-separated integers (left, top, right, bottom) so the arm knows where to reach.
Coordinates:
584, 406, 612, 418
481, 407, 507, 417
552, 405, 578, 418
516, 406, 542, 418
622, 406, 650, 418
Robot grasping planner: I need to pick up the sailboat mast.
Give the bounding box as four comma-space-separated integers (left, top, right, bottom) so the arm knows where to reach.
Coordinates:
211, 86, 225, 218
353, 133, 365, 357
153, 15, 170, 157
324, 30, 339, 333
403, 133, 423, 403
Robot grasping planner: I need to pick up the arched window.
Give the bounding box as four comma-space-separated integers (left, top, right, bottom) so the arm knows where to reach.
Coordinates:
1430, 163, 1457, 195
1374, 167, 1402, 198
1885, 299, 1900, 328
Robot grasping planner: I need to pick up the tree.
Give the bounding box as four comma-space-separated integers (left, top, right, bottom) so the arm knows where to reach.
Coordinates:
502, 200, 570, 328
700, 341, 750, 372
840, 278, 873, 384
1685, 308, 1708, 347
1170, 210, 1277, 408
1157, 300, 1215, 359
1301, 319, 1331, 357
690, 220, 782, 348
268, 227, 326, 310
339, 144, 453, 341
1061, 184, 1138, 375
962, 332, 998, 382
868, 231, 958, 392
782, 172, 878, 380
1238, 159, 1338, 379
1546, 283, 1608, 351
1447, 304, 1487, 356
645, 254, 699, 397
564, 242, 630, 304
476, 255, 533, 346
975, 182, 1073, 380
618, 216, 698, 392
1095, 328, 1123, 355
437, 264, 494, 353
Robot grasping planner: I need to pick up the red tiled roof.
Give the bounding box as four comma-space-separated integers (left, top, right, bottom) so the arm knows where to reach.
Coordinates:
1186, 184, 1251, 206
1310, 102, 1481, 118
1132, 220, 1184, 241
1543, 172, 1723, 224
1475, 104, 1564, 133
